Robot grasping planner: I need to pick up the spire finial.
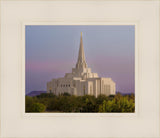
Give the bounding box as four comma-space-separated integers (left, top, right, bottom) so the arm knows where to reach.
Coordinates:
76, 32, 87, 69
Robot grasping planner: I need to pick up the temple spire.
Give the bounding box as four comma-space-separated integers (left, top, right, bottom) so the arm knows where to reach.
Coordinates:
76, 32, 87, 69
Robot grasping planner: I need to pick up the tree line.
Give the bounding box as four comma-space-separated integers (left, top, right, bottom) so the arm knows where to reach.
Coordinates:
25, 92, 135, 113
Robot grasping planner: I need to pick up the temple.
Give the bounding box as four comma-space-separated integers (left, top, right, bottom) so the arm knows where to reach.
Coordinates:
47, 33, 116, 97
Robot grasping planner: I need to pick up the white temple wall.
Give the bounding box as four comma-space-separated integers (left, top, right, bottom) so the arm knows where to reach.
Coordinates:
80, 81, 86, 96
87, 81, 93, 95
47, 77, 116, 97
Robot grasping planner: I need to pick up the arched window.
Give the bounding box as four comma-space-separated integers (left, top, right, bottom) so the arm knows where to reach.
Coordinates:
83, 85, 85, 95
49, 89, 52, 93
90, 85, 92, 94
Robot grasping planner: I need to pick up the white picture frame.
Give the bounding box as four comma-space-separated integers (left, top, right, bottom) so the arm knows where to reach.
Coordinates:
0, 0, 159, 138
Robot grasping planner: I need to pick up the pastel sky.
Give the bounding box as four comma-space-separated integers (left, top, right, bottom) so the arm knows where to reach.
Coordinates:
25, 25, 135, 94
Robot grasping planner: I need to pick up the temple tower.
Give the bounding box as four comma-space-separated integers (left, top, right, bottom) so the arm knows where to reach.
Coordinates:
76, 32, 87, 69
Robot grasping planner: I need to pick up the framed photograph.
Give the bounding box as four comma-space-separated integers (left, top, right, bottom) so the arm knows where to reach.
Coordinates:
24, 25, 135, 114
0, 0, 159, 138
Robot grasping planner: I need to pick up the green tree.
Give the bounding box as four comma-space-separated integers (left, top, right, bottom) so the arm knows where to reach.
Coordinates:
62, 92, 71, 96
99, 100, 107, 112
37, 93, 55, 98
25, 93, 135, 113
80, 95, 96, 112
25, 96, 34, 112
116, 97, 135, 112
98, 96, 135, 112
31, 103, 46, 112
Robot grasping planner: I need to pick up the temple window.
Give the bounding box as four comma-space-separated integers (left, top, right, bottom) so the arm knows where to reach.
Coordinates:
49, 89, 52, 93
83, 85, 85, 95
90, 85, 92, 94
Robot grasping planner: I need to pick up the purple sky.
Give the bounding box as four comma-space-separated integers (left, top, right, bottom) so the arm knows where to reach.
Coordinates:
25, 25, 135, 94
